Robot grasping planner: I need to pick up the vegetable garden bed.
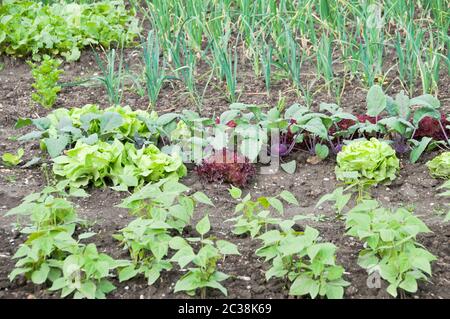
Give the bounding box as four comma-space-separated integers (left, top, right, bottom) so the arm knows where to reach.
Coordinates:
0, 0, 449, 300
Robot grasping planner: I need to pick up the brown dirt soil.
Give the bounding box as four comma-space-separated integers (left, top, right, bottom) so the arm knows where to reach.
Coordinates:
0, 44, 449, 299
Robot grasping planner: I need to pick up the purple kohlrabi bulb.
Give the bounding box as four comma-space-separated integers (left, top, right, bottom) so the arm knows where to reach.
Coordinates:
271, 143, 288, 156
333, 143, 343, 154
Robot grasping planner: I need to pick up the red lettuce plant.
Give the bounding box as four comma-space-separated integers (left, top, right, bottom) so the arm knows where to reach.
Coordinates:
215, 116, 237, 128
414, 113, 449, 141
330, 115, 380, 135
196, 148, 256, 187
356, 115, 379, 124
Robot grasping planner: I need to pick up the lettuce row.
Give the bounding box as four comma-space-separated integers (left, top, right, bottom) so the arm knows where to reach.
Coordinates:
52, 140, 186, 191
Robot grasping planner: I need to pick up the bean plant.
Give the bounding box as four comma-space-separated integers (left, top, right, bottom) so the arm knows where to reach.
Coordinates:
345, 200, 436, 298
227, 186, 299, 238
171, 215, 240, 298
256, 224, 349, 299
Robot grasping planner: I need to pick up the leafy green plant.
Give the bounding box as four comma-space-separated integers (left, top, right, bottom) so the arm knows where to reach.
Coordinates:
426, 152, 450, 179
0, 0, 140, 61
52, 139, 186, 190
28, 55, 62, 108
117, 176, 214, 231
48, 242, 124, 299
345, 200, 436, 298
335, 138, 400, 198
364, 85, 446, 162
5, 180, 87, 229
6, 181, 86, 285
227, 186, 299, 237
114, 178, 214, 285
17, 104, 159, 158
113, 217, 173, 285
171, 215, 240, 298
7, 179, 121, 299
256, 224, 349, 299
316, 187, 352, 217
8, 224, 79, 285
2, 148, 24, 167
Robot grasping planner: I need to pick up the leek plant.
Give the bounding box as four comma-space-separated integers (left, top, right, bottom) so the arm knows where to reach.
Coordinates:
143, 31, 166, 109
94, 48, 126, 106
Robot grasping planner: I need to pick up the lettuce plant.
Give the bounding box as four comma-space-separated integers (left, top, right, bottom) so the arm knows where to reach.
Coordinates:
335, 138, 399, 196
52, 140, 186, 190
196, 148, 256, 187
414, 113, 450, 142
2, 148, 24, 167
345, 200, 436, 298
426, 152, 450, 179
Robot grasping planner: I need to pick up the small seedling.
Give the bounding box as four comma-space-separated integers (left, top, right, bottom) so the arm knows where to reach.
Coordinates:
2, 148, 24, 167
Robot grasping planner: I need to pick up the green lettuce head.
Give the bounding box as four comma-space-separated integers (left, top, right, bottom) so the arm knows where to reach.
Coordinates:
336, 138, 399, 186
426, 152, 450, 179
52, 140, 186, 190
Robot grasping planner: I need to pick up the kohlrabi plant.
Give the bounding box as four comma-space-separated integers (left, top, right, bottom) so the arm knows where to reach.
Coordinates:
345, 200, 436, 298
426, 152, 450, 179
226, 186, 299, 237
364, 85, 447, 163
256, 223, 349, 299
282, 103, 333, 160
28, 55, 63, 108
335, 138, 399, 199
171, 215, 240, 298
